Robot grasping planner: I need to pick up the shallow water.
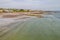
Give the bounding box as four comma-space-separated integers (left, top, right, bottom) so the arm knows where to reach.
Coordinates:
0, 12, 60, 40
53, 13, 60, 19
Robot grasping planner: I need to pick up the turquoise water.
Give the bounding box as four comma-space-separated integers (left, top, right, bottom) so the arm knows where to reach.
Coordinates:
1, 12, 60, 40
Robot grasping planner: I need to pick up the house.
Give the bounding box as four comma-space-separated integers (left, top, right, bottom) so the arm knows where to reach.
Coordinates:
3, 10, 13, 13
0, 10, 3, 13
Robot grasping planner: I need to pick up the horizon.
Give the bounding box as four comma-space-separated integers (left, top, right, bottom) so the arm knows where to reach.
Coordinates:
0, 8, 60, 11
0, 0, 60, 11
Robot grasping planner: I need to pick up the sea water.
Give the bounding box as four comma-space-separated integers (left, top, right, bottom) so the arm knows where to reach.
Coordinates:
1, 12, 60, 40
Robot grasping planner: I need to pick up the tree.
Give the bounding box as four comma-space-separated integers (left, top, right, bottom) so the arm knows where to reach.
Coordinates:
19, 9, 24, 12
27, 10, 30, 12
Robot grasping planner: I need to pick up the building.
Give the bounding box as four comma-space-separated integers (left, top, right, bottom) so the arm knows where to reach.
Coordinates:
3, 9, 13, 13
0, 10, 3, 13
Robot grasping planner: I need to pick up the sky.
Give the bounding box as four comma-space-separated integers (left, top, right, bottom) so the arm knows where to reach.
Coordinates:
0, 0, 60, 11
